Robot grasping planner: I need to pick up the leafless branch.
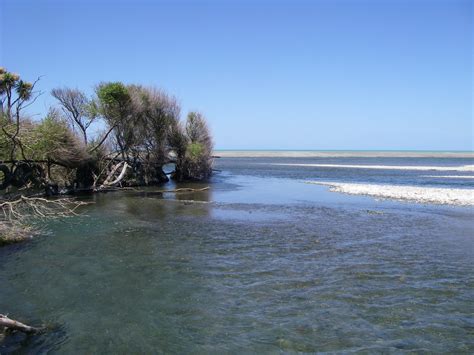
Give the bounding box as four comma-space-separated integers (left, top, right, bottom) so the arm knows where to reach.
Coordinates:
0, 196, 90, 224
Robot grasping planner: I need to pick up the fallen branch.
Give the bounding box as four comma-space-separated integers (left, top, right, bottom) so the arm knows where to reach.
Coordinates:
105, 162, 129, 186
97, 162, 129, 190
144, 187, 209, 194
0, 314, 39, 334
101, 161, 124, 186
92, 152, 121, 189
160, 199, 211, 204
0, 196, 89, 223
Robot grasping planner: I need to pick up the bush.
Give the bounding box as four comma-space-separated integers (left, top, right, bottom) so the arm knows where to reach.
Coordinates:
31, 111, 89, 168
172, 112, 213, 181
186, 142, 204, 161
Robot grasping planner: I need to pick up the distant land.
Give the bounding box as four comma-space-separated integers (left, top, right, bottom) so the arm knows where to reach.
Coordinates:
214, 150, 474, 158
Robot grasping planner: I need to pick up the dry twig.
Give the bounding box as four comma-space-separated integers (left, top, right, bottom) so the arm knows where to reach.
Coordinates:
0, 196, 89, 223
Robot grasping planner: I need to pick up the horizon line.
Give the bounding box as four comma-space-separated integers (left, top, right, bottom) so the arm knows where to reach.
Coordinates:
213, 149, 474, 153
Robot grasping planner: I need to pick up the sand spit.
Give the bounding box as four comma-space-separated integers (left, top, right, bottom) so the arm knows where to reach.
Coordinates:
215, 150, 474, 158
306, 181, 474, 206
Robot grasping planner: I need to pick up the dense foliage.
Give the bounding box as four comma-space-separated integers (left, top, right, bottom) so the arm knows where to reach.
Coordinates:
0, 68, 214, 194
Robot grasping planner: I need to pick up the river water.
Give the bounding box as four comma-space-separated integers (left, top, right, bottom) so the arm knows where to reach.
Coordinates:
1, 153, 473, 353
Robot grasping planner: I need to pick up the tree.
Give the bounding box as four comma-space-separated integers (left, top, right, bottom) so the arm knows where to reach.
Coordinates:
94, 84, 183, 184
51, 87, 96, 145
172, 111, 213, 181
31, 109, 89, 169
1, 70, 89, 248
95, 82, 133, 159
127, 85, 180, 163
0, 67, 39, 160
2, 74, 214, 197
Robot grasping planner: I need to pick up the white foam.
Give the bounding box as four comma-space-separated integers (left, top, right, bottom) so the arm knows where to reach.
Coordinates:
270, 163, 474, 172
306, 181, 474, 206
421, 175, 474, 179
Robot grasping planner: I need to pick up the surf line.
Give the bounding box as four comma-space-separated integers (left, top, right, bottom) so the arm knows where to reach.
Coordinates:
305, 181, 474, 206
267, 163, 474, 172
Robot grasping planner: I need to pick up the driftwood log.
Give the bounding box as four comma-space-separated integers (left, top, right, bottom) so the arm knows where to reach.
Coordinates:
101, 186, 210, 193
152, 187, 209, 193
96, 161, 130, 190
0, 314, 39, 334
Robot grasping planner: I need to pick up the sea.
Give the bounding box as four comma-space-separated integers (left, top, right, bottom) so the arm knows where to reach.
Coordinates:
0, 150, 473, 352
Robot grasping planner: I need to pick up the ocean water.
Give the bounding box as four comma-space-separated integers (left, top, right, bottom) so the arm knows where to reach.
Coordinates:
0, 152, 473, 353
214, 152, 474, 206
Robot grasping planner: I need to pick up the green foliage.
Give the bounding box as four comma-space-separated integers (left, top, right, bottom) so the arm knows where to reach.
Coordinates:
31, 113, 71, 160
0, 68, 33, 101
16, 80, 33, 100
96, 82, 130, 116
95, 82, 134, 155
29, 110, 89, 167
185, 142, 204, 161
96, 82, 128, 104
172, 112, 213, 181
0, 68, 36, 161
1, 69, 214, 188
0, 116, 12, 160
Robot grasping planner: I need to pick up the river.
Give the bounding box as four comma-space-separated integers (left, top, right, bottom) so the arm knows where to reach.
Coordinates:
1, 152, 473, 352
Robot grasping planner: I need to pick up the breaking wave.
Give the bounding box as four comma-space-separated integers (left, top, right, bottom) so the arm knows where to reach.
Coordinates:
271, 163, 474, 172
421, 175, 474, 179
306, 181, 474, 206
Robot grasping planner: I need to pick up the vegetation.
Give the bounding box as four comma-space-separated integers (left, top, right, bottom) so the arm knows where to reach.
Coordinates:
172, 112, 213, 180
0, 67, 214, 245
51, 87, 96, 145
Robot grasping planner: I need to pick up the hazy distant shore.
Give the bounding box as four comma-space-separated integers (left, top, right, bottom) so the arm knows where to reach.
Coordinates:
214, 150, 474, 158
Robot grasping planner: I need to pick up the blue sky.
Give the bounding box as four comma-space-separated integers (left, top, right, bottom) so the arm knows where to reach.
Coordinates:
1, 0, 472, 150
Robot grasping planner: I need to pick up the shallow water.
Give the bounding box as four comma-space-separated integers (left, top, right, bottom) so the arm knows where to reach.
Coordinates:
1, 156, 473, 353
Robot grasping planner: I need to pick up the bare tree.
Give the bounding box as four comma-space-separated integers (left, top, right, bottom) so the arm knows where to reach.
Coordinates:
51, 87, 95, 145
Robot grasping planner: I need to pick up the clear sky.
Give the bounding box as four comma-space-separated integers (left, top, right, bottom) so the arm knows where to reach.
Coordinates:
1, 0, 472, 150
